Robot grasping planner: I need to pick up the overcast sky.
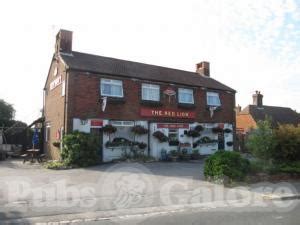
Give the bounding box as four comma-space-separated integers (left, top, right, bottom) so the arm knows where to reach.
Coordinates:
0, 0, 299, 123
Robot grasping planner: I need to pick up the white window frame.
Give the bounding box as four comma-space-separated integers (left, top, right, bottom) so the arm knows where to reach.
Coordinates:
178, 88, 194, 104
207, 92, 221, 106
142, 83, 160, 101
100, 79, 124, 98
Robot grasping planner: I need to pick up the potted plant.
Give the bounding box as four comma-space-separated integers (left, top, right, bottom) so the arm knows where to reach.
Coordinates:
169, 150, 179, 162
153, 131, 168, 143
181, 148, 191, 161
191, 149, 201, 160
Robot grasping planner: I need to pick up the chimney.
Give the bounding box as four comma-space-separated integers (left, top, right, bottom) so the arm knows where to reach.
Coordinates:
55, 29, 73, 53
252, 91, 263, 107
235, 104, 242, 114
196, 61, 210, 77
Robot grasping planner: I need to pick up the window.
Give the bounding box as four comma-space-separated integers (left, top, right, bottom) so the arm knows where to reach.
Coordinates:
61, 80, 65, 96
101, 79, 123, 97
178, 88, 194, 104
53, 67, 58, 77
142, 83, 160, 101
45, 123, 51, 142
168, 129, 178, 141
207, 92, 221, 106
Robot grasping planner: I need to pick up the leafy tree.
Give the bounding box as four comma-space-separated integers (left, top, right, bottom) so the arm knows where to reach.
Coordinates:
246, 118, 276, 162
273, 125, 300, 162
0, 99, 15, 125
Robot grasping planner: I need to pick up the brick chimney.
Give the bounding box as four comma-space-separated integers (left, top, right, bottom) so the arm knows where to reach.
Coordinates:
196, 61, 210, 77
55, 29, 73, 53
252, 91, 263, 107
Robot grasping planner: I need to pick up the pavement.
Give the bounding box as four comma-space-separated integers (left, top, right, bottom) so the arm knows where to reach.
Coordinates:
0, 159, 299, 224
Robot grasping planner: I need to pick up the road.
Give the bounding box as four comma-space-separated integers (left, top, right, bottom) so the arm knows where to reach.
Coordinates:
81, 200, 300, 225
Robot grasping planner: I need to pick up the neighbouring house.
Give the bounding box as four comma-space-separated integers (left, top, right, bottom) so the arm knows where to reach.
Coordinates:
43, 29, 236, 162
236, 91, 300, 134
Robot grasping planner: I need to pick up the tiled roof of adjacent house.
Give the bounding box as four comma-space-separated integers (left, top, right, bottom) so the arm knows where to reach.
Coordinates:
241, 105, 300, 126
60, 51, 235, 92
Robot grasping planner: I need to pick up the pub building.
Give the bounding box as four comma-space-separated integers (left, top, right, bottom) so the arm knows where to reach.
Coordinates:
43, 30, 236, 162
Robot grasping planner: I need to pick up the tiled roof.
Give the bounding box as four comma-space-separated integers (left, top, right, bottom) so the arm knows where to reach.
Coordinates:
60, 51, 235, 92
241, 105, 300, 126
236, 114, 257, 132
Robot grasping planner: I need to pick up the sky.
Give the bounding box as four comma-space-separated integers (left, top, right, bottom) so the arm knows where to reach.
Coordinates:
0, 0, 299, 124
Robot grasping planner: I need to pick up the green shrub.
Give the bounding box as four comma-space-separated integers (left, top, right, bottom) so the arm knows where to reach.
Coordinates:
278, 161, 300, 174
204, 151, 250, 181
61, 131, 99, 167
246, 118, 276, 161
45, 161, 70, 170
273, 125, 300, 162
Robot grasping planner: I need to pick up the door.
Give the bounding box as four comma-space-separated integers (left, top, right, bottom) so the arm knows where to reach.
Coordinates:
90, 128, 103, 162
218, 132, 225, 150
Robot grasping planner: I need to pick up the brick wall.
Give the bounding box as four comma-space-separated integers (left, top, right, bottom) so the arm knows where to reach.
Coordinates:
66, 71, 236, 131
43, 56, 67, 159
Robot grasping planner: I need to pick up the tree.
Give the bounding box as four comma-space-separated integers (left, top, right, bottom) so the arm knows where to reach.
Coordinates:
0, 99, 15, 126
246, 118, 276, 162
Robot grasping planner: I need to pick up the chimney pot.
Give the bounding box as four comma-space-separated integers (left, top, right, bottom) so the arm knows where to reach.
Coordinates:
252, 91, 263, 107
196, 61, 210, 77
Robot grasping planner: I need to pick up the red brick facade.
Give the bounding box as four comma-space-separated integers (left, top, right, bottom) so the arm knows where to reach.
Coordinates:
66, 71, 236, 131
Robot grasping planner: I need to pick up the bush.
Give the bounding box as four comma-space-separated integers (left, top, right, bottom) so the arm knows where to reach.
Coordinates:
204, 151, 250, 181
246, 118, 276, 161
45, 161, 70, 170
61, 131, 99, 167
273, 125, 300, 162
278, 161, 300, 174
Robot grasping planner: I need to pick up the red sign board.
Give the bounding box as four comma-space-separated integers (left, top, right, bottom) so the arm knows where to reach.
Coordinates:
157, 123, 189, 129
90, 119, 103, 127
140, 108, 196, 119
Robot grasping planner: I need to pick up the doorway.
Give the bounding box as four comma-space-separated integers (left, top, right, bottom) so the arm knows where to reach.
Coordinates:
90, 128, 103, 162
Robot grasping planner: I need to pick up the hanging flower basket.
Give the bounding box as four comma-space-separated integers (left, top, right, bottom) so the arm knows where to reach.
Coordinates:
224, 128, 232, 133
102, 124, 117, 134
186, 129, 201, 138
153, 131, 168, 143
194, 125, 204, 132
131, 125, 148, 135
212, 127, 223, 133
226, 141, 233, 146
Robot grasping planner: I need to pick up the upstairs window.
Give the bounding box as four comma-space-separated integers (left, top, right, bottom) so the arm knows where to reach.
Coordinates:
142, 83, 160, 101
101, 79, 123, 97
207, 92, 221, 106
178, 88, 194, 104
